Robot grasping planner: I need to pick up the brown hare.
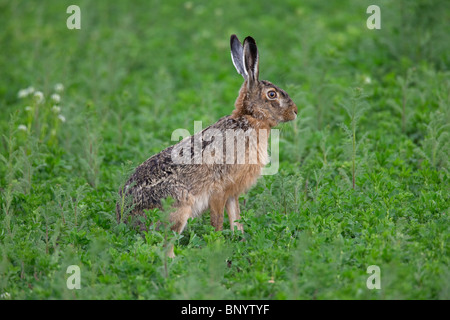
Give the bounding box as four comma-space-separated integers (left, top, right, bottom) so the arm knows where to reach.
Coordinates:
117, 35, 298, 257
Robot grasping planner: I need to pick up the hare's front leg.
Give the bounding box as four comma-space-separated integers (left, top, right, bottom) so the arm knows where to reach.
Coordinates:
210, 194, 227, 231
226, 196, 243, 233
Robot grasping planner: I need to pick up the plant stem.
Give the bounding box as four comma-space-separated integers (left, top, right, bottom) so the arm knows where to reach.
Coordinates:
352, 120, 356, 190
402, 81, 406, 133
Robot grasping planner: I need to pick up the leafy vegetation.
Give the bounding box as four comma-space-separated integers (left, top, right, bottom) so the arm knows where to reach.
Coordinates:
0, 0, 449, 299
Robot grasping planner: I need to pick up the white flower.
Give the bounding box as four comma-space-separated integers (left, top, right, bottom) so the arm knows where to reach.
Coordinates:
51, 93, 61, 103
18, 89, 28, 98
0, 292, 11, 299
58, 114, 66, 123
364, 76, 372, 84
52, 105, 61, 113
54, 83, 64, 92
17, 86, 35, 98
18, 124, 27, 131
25, 106, 32, 111
33, 91, 44, 104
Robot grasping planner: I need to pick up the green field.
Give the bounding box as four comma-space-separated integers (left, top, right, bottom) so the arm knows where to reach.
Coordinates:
0, 0, 449, 300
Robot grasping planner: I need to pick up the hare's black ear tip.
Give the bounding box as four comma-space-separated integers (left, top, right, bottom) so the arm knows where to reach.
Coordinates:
244, 36, 256, 45
230, 34, 239, 45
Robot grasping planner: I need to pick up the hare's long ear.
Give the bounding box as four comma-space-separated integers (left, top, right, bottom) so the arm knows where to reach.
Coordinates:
243, 36, 259, 88
230, 35, 247, 80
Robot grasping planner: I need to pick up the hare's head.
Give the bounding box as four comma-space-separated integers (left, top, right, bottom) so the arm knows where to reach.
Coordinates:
230, 35, 298, 127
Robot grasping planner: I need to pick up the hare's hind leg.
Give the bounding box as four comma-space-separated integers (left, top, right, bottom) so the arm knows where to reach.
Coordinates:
226, 196, 243, 233
167, 205, 192, 258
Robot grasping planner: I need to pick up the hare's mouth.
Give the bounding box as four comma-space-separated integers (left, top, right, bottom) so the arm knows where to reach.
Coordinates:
284, 109, 297, 121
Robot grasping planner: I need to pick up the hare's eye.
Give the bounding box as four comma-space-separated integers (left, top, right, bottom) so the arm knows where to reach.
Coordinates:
267, 90, 277, 99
